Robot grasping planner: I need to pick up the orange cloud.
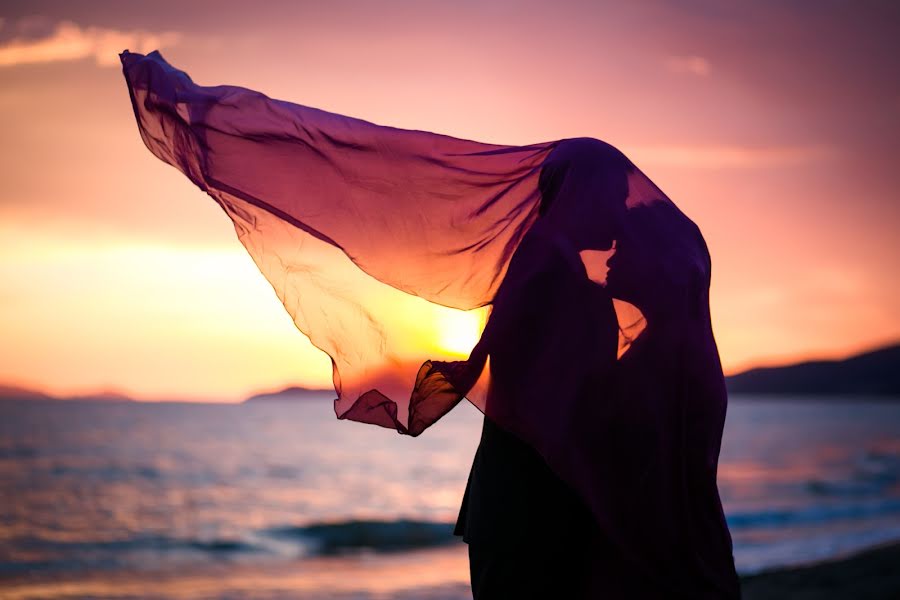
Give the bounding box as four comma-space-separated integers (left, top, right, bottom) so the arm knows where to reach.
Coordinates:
0, 19, 180, 68
664, 55, 711, 76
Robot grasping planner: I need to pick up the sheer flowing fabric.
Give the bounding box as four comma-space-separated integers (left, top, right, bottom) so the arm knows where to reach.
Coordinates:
121, 50, 740, 597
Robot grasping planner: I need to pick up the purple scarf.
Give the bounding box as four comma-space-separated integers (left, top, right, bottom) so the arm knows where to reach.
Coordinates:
121, 50, 740, 597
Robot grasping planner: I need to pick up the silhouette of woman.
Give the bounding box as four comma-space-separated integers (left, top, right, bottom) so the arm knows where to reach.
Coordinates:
453, 143, 623, 597
453, 139, 740, 598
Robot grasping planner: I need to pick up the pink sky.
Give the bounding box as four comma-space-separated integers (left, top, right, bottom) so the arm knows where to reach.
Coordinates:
1, 1, 898, 401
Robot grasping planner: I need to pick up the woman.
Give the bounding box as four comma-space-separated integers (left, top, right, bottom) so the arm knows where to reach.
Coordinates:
120, 50, 740, 598
450, 140, 742, 598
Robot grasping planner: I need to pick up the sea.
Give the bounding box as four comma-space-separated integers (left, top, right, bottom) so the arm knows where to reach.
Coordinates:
1, 395, 899, 599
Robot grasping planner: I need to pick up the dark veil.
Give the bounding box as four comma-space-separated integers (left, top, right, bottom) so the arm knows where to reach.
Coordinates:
121, 50, 739, 597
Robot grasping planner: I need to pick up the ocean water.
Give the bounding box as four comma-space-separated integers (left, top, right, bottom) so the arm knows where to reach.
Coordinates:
1, 395, 899, 599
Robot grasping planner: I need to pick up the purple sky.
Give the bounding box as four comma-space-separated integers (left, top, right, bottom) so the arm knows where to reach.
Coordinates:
1, 0, 898, 399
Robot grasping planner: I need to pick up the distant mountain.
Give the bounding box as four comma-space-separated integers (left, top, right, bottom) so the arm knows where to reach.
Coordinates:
7, 342, 897, 403
66, 391, 138, 403
726, 344, 900, 396
243, 385, 334, 403
0, 385, 55, 401
0, 385, 137, 403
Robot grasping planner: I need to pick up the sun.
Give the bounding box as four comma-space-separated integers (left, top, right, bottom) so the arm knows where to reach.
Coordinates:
434, 307, 488, 357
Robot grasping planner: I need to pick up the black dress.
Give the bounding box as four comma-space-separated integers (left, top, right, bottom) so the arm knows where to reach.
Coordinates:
454, 414, 604, 598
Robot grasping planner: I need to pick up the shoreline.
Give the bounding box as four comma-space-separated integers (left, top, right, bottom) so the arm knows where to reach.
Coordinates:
741, 540, 900, 599
3, 541, 900, 599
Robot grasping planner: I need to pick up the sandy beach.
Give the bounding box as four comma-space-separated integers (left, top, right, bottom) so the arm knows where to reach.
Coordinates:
741, 540, 900, 600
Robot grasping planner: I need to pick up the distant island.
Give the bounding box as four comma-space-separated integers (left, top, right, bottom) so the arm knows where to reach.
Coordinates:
3, 343, 897, 403
726, 343, 900, 396
0, 384, 137, 403
243, 385, 334, 403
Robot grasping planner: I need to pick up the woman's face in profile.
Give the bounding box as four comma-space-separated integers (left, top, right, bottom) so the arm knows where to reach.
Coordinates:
603, 226, 664, 313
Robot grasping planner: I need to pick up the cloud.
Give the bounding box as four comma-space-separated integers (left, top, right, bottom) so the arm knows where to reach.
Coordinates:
0, 19, 180, 68
626, 144, 837, 169
664, 55, 711, 77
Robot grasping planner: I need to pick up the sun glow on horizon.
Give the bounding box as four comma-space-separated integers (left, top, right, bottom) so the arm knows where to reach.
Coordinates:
0, 226, 334, 401
434, 307, 488, 358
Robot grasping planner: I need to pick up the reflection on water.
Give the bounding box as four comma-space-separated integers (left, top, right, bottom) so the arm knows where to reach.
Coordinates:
718, 398, 900, 571
0, 546, 472, 600
1, 395, 899, 597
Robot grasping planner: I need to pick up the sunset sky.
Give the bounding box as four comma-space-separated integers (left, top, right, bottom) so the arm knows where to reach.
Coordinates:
1, 0, 898, 401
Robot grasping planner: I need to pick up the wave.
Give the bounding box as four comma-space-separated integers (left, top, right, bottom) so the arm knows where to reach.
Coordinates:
267, 519, 456, 554
12, 502, 900, 566
0, 534, 261, 575
727, 498, 900, 529
3, 533, 261, 556
1, 519, 459, 574
804, 451, 900, 496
